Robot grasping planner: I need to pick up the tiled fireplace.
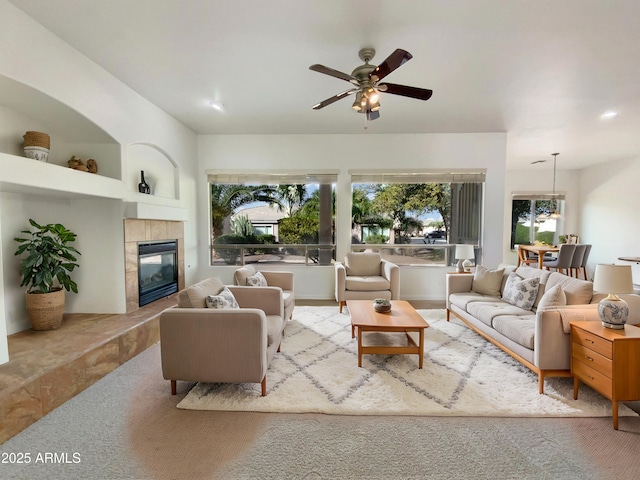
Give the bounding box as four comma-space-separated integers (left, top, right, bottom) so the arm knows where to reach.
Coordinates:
124, 219, 185, 312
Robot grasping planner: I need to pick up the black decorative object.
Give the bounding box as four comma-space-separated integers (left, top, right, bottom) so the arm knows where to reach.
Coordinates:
138, 170, 151, 194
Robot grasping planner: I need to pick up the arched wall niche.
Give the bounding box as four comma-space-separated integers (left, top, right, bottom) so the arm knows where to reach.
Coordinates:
0, 74, 121, 179
126, 142, 179, 200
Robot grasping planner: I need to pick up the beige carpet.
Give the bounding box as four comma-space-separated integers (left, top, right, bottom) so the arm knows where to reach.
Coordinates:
178, 307, 637, 419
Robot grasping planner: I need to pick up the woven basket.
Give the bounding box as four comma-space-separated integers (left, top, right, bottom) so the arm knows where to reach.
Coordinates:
23, 131, 51, 150
25, 289, 65, 330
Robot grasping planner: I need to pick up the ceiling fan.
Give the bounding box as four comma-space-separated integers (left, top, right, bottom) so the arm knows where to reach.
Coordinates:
309, 47, 433, 121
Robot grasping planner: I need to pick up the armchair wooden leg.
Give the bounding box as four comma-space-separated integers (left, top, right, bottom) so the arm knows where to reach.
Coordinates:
339, 301, 345, 313
171, 380, 177, 395
261, 376, 267, 396
446, 309, 450, 321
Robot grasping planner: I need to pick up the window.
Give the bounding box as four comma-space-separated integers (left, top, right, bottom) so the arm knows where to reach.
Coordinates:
510, 194, 565, 249
350, 170, 485, 266
207, 171, 337, 266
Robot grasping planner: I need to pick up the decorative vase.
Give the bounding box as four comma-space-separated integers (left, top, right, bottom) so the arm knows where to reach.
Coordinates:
373, 298, 391, 313
25, 288, 65, 330
23, 131, 51, 162
138, 170, 151, 194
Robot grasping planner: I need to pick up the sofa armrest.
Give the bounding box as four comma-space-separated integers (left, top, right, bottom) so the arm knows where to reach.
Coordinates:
228, 286, 284, 318
260, 271, 294, 292
335, 262, 346, 302
446, 273, 474, 295
159, 307, 268, 383
534, 305, 600, 370
381, 260, 400, 299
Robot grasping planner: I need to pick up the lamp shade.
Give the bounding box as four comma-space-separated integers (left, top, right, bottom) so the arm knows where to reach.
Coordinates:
455, 245, 475, 260
593, 264, 634, 294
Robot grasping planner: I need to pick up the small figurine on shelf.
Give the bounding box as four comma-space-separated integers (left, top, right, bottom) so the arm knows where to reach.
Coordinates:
138, 170, 151, 194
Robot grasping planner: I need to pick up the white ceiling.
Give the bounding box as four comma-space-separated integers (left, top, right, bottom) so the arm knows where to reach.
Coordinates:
8, 0, 640, 170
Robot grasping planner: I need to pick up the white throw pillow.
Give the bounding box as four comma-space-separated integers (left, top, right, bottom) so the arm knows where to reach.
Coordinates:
536, 284, 567, 311
205, 286, 239, 309
501, 272, 540, 311
246, 271, 268, 287
471, 265, 505, 296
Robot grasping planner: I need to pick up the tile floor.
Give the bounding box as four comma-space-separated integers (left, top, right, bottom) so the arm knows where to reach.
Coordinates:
0, 295, 177, 443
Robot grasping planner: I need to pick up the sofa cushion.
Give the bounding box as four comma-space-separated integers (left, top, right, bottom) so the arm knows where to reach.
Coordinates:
178, 277, 225, 308
233, 265, 256, 286
205, 286, 239, 309
466, 301, 532, 327
449, 292, 501, 310
492, 315, 536, 350
345, 276, 390, 291
345, 252, 381, 277
536, 284, 567, 311
545, 273, 593, 305
246, 271, 268, 287
471, 265, 505, 296
501, 272, 540, 311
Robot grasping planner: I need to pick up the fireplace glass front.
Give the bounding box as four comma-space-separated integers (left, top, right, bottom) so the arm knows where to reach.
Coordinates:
138, 241, 178, 306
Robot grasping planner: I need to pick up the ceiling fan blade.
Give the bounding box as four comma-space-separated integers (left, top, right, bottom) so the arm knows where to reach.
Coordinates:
369, 49, 412, 82
378, 83, 433, 101
311, 88, 358, 110
309, 64, 359, 85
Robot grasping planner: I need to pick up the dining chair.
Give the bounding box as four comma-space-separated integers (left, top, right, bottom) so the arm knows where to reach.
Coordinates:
579, 244, 592, 280
542, 243, 576, 275
517, 246, 538, 267
569, 244, 587, 278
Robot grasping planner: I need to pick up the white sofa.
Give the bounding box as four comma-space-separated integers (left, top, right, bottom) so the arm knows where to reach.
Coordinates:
446, 265, 640, 394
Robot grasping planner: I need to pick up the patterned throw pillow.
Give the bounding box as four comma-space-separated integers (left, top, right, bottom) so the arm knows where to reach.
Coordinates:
246, 271, 268, 287
501, 272, 540, 311
205, 286, 239, 309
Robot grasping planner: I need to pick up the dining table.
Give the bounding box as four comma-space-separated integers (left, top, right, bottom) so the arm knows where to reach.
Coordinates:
518, 244, 559, 269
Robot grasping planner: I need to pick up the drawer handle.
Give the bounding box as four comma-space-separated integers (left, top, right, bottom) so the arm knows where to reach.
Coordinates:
586, 374, 595, 381
586, 339, 595, 344
584, 355, 594, 362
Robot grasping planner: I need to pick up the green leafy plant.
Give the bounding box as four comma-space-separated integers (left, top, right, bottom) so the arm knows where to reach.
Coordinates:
14, 219, 81, 294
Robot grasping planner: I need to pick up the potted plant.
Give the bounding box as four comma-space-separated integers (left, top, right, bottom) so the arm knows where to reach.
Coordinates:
14, 219, 81, 330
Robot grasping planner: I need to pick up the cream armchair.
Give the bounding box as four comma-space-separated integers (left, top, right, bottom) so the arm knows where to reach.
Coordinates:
234, 265, 295, 320
335, 252, 400, 313
159, 277, 285, 396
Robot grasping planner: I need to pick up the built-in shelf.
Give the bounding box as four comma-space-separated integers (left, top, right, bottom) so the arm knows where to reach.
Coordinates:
0, 151, 125, 200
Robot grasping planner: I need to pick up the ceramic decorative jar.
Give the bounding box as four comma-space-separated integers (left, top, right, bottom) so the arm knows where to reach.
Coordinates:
373, 298, 391, 313
23, 131, 50, 162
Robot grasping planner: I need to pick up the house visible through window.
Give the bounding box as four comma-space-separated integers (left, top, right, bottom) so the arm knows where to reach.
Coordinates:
349, 170, 486, 266
207, 171, 337, 266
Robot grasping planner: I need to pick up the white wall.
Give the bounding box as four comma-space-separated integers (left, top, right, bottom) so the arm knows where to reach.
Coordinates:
197, 133, 507, 300
580, 156, 640, 283
0, 1, 200, 359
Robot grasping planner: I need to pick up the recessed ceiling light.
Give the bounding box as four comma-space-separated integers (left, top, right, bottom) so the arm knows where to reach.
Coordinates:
601, 111, 617, 119
209, 101, 224, 112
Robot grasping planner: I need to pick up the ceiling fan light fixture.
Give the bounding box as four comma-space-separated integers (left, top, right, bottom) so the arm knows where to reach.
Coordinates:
370, 98, 381, 112
352, 92, 362, 111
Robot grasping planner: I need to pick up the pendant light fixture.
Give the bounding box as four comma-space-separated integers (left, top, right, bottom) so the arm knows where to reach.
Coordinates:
549, 152, 561, 219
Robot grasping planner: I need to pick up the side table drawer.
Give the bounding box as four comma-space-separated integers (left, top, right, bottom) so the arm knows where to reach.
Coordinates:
573, 358, 612, 398
572, 327, 612, 358
572, 343, 612, 378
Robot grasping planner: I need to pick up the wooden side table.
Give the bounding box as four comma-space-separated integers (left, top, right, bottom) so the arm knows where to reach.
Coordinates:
570, 321, 640, 429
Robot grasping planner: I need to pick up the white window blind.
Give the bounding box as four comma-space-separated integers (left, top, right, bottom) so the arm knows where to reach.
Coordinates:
349, 169, 486, 184
207, 170, 338, 184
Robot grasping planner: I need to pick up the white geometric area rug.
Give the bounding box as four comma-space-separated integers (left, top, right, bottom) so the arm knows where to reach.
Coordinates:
177, 307, 637, 418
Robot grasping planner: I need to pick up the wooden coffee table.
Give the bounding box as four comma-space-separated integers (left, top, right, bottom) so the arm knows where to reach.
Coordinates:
347, 300, 429, 368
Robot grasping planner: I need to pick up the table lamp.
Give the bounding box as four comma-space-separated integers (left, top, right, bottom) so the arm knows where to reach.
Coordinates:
593, 264, 634, 329
455, 245, 475, 273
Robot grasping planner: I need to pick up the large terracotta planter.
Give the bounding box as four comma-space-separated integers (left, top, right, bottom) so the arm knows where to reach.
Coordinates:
25, 289, 65, 330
